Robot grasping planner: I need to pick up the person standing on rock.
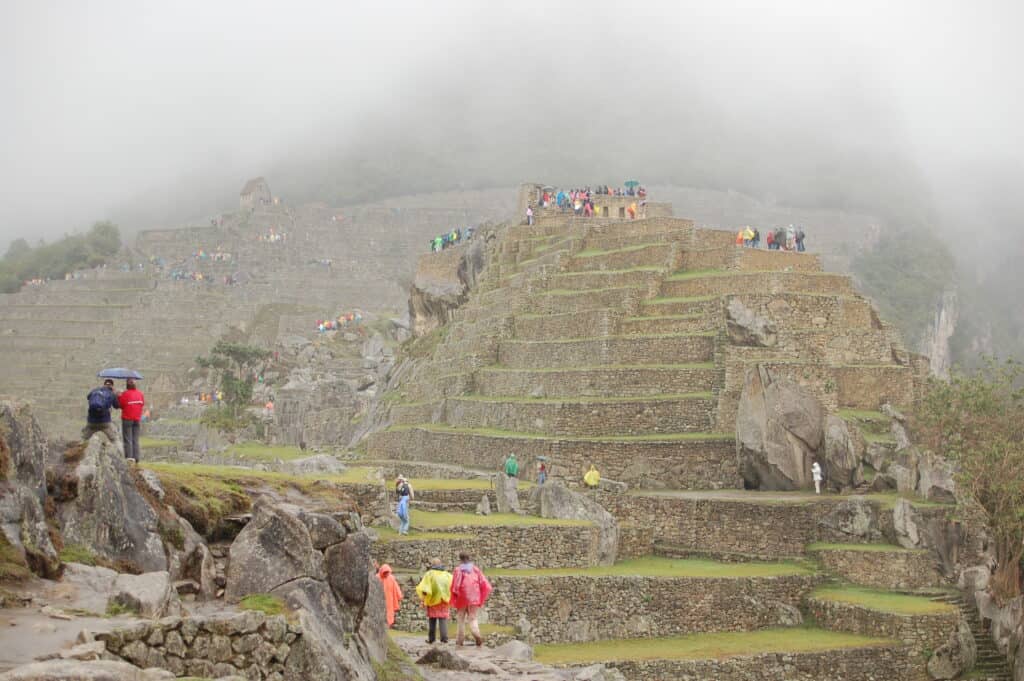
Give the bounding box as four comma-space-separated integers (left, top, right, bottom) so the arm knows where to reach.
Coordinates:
83, 378, 120, 443
396, 476, 412, 535
451, 552, 491, 647
504, 453, 519, 479
812, 459, 823, 494
416, 557, 452, 644
526, 205, 534, 226
119, 378, 145, 462
377, 563, 403, 628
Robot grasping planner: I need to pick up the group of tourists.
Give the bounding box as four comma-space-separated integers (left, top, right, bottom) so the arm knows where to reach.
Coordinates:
316, 311, 363, 332
257, 229, 287, 243
193, 249, 233, 262
736, 225, 807, 251
503, 453, 602, 490
429, 226, 475, 252
83, 377, 145, 463
377, 553, 492, 647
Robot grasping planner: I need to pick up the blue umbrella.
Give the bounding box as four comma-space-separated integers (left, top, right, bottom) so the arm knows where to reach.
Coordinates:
97, 368, 143, 380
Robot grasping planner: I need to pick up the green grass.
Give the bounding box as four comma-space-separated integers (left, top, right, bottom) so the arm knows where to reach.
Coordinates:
534, 627, 894, 664
666, 268, 728, 280
59, 544, 99, 566
575, 243, 666, 258
488, 556, 812, 579
0, 533, 32, 583
542, 286, 637, 297
836, 409, 888, 421
225, 441, 309, 462
139, 437, 180, 448
807, 542, 918, 553
643, 294, 718, 305
389, 423, 732, 443
374, 638, 424, 681
239, 593, 289, 617
506, 331, 714, 343
863, 432, 897, 444
556, 265, 663, 276
812, 586, 954, 615
450, 393, 713, 405
408, 510, 590, 529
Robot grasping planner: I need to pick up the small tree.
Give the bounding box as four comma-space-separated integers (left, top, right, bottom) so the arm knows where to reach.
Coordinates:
196, 341, 271, 415
914, 357, 1024, 600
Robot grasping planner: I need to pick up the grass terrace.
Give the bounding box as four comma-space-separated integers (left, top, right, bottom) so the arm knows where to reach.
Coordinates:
575, 243, 667, 258
807, 542, 922, 553
390, 423, 733, 442
224, 442, 312, 462
488, 556, 813, 578
452, 393, 713, 404
478, 362, 715, 371
534, 627, 895, 665
402, 510, 590, 530
811, 586, 954, 616
139, 437, 180, 448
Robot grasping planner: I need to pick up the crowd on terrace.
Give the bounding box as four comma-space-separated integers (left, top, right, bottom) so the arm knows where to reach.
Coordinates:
429, 226, 476, 252
316, 311, 364, 332
736, 225, 807, 251
526, 184, 649, 224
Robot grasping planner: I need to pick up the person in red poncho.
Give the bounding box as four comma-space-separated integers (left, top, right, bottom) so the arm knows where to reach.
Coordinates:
119, 378, 145, 462
450, 552, 491, 647
377, 563, 402, 628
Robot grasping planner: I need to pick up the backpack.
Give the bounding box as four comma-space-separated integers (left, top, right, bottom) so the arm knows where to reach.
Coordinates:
87, 388, 109, 416
397, 482, 410, 498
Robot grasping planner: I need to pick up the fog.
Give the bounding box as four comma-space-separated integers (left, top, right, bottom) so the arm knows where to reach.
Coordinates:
2, 0, 1022, 265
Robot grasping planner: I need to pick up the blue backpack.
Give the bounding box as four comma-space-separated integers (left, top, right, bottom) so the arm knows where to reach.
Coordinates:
87, 388, 109, 416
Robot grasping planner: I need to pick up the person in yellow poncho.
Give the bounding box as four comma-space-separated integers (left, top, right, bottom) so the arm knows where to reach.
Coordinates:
416, 557, 453, 644
583, 464, 601, 489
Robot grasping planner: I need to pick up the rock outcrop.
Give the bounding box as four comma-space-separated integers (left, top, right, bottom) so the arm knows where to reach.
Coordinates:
50, 433, 167, 573
408, 237, 488, 337
224, 500, 385, 680
0, 401, 60, 578
726, 298, 777, 347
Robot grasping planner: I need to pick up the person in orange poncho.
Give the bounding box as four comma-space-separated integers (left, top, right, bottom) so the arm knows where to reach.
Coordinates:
377, 563, 402, 628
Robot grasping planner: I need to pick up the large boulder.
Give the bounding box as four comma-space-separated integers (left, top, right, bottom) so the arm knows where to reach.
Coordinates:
736, 367, 824, 490
817, 498, 882, 542
494, 473, 520, 514
528, 482, 618, 565
916, 452, 956, 503
822, 415, 865, 491
408, 237, 488, 337
108, 571, 182, 618
225, 501, 326, 602
726, 298, 777, 347
0, 659, 174, 680
927, 619, 976, 679
51, 433, 167, 573
283, 454, 347, 476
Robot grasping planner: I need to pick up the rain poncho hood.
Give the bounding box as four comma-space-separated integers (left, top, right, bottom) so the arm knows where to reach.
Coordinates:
450, 562, 492, 609
377, 564, 402, 627
416, 568, 453, 607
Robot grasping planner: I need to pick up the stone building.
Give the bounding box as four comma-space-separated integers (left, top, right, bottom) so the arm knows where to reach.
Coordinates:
239, 177, 272, 210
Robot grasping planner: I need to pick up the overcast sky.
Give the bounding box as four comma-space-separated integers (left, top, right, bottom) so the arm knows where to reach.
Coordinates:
1, 0, 1021, 255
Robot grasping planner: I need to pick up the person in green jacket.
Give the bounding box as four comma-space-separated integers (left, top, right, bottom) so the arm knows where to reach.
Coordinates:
504, 453, 519, 478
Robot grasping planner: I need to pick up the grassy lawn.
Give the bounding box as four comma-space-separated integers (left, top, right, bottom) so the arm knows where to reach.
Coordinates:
542, 286, 637, 297
666, 268, 728, 280
812, 586, 954, 615
534, 627, 894, 664
139, 437, 180, 448
807, 542, 918, 553
488, 556, 812, 578
408, 510, 590, 529
836, 409, 888, 421
224, 442, 309, 462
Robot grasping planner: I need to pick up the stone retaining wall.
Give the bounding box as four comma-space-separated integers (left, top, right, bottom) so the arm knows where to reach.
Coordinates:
473, 366, 715, 399
565, 244, 676, 272
812, 547, 947, 590
482, 574, 820, 642
732, 248, 823, 273
604, 644, 922, 681
371, 523, 601, 570
498, 334, 714, 368
660, 272, 853, 299
536, 287, 639, 316
99, 611, 297, 680
513, 309, 620, 340
806, 595, 958, 656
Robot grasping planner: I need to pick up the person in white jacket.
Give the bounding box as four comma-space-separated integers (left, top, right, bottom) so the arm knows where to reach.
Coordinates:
811, 460, 823, 494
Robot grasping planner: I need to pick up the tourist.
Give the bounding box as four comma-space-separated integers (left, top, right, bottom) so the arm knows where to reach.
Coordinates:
396, 476, 413, 535
584, 464, 601, 489
752, 228, 761, 248
416, 557, 452, 644
450, 552, 491, 647
377, 563, 403, 628
786, 225, 796, 251
83, 379, 121, 444
396, 475, 415, 501
526, 205, 534, 226
119, 378, 145, 463
628, 202, 637, 220
735, 230, 745, 247
796, 228, 806, 252
504, 453, 519, 479
537, 461, 547, 485
766, 230, 775, 250
812, 459, 823, 494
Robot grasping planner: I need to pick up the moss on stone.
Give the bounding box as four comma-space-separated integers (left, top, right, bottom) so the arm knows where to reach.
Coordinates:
811, 586, 954, 615
239, 593, 289, 617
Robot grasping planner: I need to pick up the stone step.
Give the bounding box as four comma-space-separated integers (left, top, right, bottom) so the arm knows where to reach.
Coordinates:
641, 295, 722, 317
441, 393, 716, 437
534, 285, 641, 315
659, 270, 855, 299
473, 364, 716, 399
498, 334, 715, 369
619, 313, 721, 335
368, 425, 740, 491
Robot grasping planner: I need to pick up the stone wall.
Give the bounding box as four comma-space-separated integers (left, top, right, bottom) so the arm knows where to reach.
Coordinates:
372, 523, 601, 570
812, 547, 947, 590
604, 644, 922, 681
482, 574, 820, 642
806, 595, 959, 656
99, 610, 297, 680
473, 365, 716, 399
368, 427, 742, 490
660, 272, 853, 299
497, 334, 715, 368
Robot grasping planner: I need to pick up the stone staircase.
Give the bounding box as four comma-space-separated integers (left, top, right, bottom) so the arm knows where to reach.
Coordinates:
931, 592, 1013, 681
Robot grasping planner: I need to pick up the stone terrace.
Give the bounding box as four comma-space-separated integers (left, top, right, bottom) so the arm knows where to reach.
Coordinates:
366, 186, 951, 679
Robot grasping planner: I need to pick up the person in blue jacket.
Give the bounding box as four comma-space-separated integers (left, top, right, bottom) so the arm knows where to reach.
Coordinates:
83, 378, 120, 443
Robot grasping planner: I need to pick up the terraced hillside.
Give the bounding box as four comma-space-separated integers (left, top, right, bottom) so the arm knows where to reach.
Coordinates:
363, 189, 971, 679
0, 189, 513, 439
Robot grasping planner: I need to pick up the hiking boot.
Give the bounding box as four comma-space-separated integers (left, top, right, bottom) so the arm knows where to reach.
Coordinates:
473, 634, 483, 647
